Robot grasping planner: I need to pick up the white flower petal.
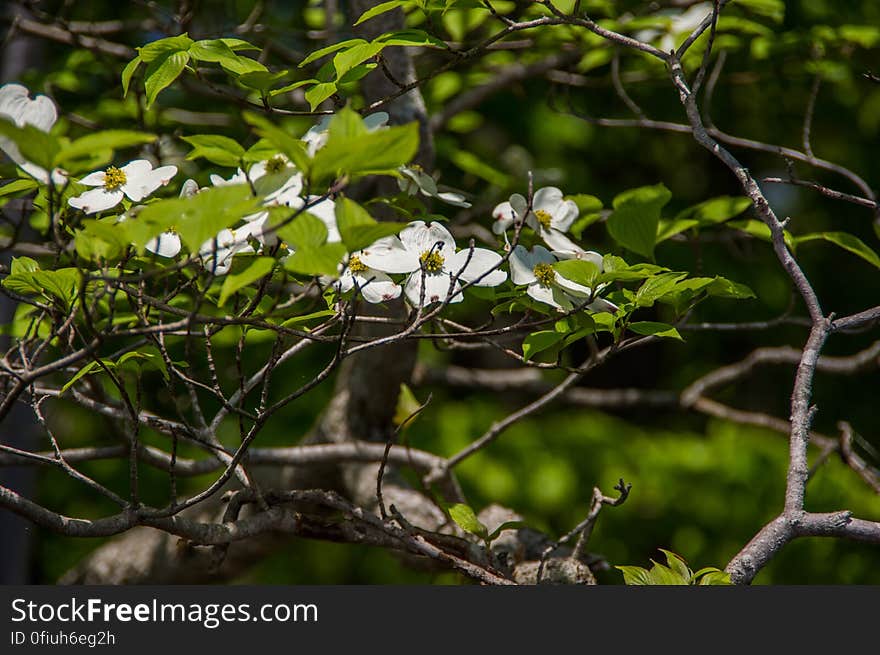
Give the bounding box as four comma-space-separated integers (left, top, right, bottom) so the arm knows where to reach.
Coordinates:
0, 83, 57, 131
145, 232, 181, 258
353, 270, 402, 303
399, 221, 456, 256
124, 164, 177, 202
360, 236, 420, 274
509, 245, 537, 285
555, 275, 592, 297
78, 170, 108, 187
363, 112, 390, 131
211, 169, 246, 186
552, 199, 579, 232
120, 159, 153, 180
435, 191, 470, 208
492, 201, 515, 235
68, 187, 124, 214
509, 193, 528, 217
532, 187, 564, 213
19, 161, 50, 183
405, 271, 461, 306
447, 248, 507, 287
526, 283, 563, 309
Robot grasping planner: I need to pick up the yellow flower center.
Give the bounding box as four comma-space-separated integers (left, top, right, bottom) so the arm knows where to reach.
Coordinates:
103, 166, 127, 191
533, 262, 556, 287
265, 156, 287, 174
167, 225, 178, 234
419, 250, 445, 273
534, 209, 553, 230
348, 255, 368, 273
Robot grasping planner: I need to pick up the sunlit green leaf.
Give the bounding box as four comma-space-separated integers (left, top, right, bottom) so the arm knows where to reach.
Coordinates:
144, 50, 189, 107
608, 184, 671, 260
447, 503, 489, 539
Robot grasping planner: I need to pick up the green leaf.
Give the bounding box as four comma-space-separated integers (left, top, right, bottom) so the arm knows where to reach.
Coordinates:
75, 218, 131, 261
522, 330, 565, 361
616, 565, 652, 585
218, 256, 276, 307
393, 383, 423, 429
11, 269, 80, 307
299, 39, 366, 68
276, 212, 328, 249
733, 0, 785, 23
189, 39, 266, 75
61, 360, 103, 393
0, 178, 38, 198
283, 242, 347, 277
698, 570, 732, 585
675, 195, 751, 224
181, 134, 245, 167
447, 503, 489, 539
144, 50, 189, 108
487, 521, 527, 542
728, 219, 795, 251
659, 549, 693, 582
794, 231, 880, 270
354, 1, 413, 26
335, 196, 407, 251
280, 309, 336, 327
607, 184, 671, 260
121, 56, 142, 97
448, 149, 509, 187
0, 118, 59, 171
333, 42, 385, 79
311, 117, 419, 183
553, 259, 600, 289
376, 29, 447, 49
656, 218, 699, 243
706, 276, 756, 299
11, 256, 39, 274
237, 70, 290, 93
137, 34, 194, 62
644, 562, 689, 585
220, 38, 261, 52
635, 271, 688, 307
598, 256, 667, 283
304, 82, 338, 111
57, 130, 156, 165
127, 185, 258, 254
628, 321, 683, 341
567, 193, 603, 214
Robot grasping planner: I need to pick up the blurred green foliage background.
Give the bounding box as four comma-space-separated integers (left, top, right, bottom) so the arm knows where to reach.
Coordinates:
3, 0, 879, 583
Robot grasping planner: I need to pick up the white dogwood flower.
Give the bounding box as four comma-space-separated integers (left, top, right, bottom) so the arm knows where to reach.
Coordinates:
332, 252, 402, 304
360, 221, 507, 306
509, 244, 615, 312
199, 226, 256, 275
69, 159, 177, 214
491, 187, 579, 251
0, 83, 65, 184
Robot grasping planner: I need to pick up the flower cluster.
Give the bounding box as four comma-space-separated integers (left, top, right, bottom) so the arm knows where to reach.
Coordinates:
2, 82, 616, 316
492, 187, 616, 311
